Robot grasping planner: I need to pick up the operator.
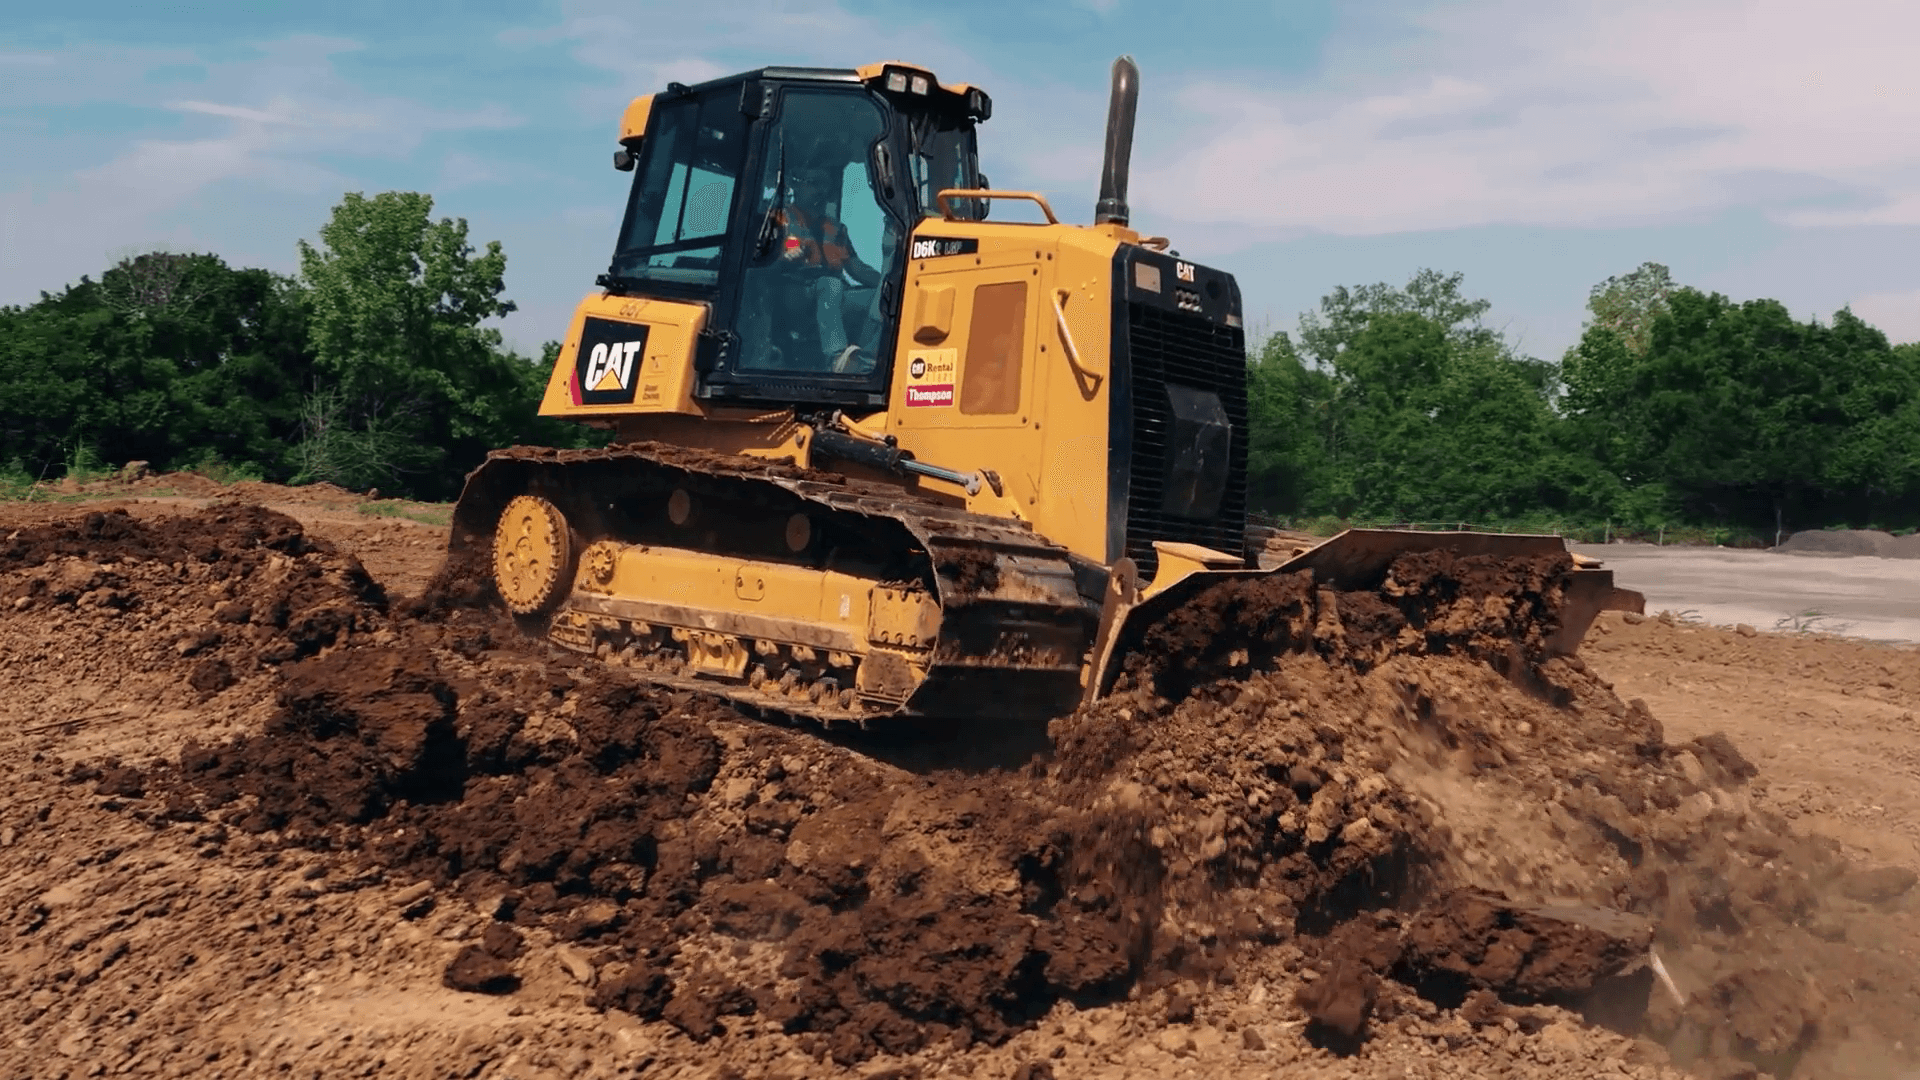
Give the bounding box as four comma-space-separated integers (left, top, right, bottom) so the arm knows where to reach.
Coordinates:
776, 165, 884, 374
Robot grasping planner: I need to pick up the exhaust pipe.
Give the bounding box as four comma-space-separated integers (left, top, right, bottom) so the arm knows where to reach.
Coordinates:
1094, 55, 1139, 227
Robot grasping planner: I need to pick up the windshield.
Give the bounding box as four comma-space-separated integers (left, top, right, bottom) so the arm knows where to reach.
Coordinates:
907, 111, 980, 219
610, 92, 750, 288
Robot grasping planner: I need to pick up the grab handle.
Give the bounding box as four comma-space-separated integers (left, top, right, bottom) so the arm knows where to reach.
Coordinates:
1052, 289, 1104, 397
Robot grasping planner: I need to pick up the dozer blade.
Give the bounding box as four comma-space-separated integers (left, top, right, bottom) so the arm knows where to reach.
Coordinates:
1083, 529, 1644, 707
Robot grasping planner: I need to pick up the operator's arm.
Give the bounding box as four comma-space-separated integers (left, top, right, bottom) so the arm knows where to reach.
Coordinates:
843, 229, 883, 287
846, 255, 882, 288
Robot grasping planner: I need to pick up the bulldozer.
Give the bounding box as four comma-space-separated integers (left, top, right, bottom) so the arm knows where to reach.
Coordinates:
449, 57, 1639, 727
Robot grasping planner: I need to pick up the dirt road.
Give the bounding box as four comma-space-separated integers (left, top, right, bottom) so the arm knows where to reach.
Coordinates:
1, 482, 1915, 1080
1574, 543, 1920, 643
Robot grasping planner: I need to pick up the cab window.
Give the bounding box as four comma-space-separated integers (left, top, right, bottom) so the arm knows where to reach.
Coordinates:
610, 92, 750, 288
908, 112, 980, 220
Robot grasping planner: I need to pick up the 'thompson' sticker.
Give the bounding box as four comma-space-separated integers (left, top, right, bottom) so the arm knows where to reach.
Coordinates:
910, 236, 978, 260
571, 317, 651, 406
905, 383, 954, 407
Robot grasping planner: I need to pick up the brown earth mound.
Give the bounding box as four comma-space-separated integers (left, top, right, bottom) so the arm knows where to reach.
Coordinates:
4, 503, 1917, 1079
1, 504, 386, 686
1777, 529, 1897, 558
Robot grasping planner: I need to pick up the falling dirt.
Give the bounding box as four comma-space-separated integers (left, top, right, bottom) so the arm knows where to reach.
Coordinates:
1, 490, 1917, 1079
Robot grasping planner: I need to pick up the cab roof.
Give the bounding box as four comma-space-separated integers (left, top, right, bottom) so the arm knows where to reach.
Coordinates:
620, 61, 990, 142
664, 61, 978, 98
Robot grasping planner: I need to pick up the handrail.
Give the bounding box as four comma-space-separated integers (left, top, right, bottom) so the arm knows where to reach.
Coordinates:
1051, 289, 1104, 397
935, 188, 1059, 224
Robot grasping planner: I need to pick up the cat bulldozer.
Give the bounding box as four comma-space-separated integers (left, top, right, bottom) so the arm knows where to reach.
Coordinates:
450, 57, 1639, 727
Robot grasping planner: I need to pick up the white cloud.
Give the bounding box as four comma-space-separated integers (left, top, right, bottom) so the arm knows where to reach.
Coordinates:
1852, 288, 1920, 344
527, 0, 990, 100
518, 0, 1120, 213
1132, 0, 1920, 237
169, 100, 300, 125
0, 36, 525, 305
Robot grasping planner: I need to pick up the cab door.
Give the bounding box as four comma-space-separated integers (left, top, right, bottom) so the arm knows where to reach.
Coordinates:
698, 83, 910, 409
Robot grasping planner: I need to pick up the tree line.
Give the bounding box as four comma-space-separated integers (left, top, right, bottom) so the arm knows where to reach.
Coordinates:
0, 192, 591, 501
4, 190, 1915, 535
1249, 265, 1920, 537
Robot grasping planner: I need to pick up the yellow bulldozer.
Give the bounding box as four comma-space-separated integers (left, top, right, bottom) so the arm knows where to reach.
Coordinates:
450, 57, 1637, 727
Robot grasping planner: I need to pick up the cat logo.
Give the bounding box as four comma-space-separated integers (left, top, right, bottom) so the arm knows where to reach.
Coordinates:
909, 357, 928, 378
586, 341, 640, 392
1175, 261, 1196, 283
571, 318, 652, 406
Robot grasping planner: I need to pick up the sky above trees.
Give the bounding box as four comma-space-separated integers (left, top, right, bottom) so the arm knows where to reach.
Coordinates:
5, 0, 1919, 357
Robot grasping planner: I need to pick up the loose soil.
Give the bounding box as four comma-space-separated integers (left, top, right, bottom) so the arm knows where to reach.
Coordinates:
1, 478, 1916, 1080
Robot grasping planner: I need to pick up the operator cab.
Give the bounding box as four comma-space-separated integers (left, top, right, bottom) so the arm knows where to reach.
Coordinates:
601, 64, 991, 410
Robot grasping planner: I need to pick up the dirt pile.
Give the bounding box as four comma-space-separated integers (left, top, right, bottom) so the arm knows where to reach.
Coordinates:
3, 508, 1135, 1064
2, 505, 385, 676
146, 634, 1157, 1064
1060, 555, 1920, 1078
5, 503, 1918, 1079
1778, 528, 1920, 559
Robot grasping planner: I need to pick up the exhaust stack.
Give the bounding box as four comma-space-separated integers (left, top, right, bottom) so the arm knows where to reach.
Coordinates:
1094, 55, 1139, 227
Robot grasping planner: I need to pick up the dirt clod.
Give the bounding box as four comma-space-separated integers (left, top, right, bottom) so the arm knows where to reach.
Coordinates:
443, 945, 520, 995
1838, 866, 1918, 905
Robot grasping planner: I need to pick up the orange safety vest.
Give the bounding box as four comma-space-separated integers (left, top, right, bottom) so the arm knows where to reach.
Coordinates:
778, 206, 852, 270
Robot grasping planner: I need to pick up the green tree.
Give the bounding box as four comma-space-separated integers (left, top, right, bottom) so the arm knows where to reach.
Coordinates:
1562, 288, 1920, 531
295, 191, 571, 495
0, 253, 312, 480
1245, 331, 1334, 515
1318, 312, 1563, 521
1585, 261, 1675, 356
1247, 270, 1566, 522
1295, 268, 1500, 367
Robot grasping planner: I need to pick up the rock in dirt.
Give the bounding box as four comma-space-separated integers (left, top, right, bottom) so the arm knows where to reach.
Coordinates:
1837, 866, 1918, 905
1296, 955, 1376, 1048
393, 880, 436, 919
1402, 896, 1654, 1002
591, 961, 673, 1021
92, 766, 145, 799
187, 656, 235, 693
1683, 732, 1759, 787
554, 945, 596, 985
481, 923, 524, 960
1696, 966, 1824, 1059
443, 945, 520, 995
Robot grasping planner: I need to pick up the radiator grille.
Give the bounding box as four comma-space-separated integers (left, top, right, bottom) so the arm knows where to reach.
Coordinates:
1121, 304, 1250, 578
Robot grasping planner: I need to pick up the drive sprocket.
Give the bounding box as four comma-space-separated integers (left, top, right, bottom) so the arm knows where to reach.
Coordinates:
492, 494, 573, 615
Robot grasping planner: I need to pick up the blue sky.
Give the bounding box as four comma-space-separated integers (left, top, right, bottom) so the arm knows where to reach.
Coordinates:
5, 0, 1919, 360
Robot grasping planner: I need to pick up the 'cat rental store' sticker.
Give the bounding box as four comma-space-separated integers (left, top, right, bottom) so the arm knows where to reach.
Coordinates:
904, 349, 956, 408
